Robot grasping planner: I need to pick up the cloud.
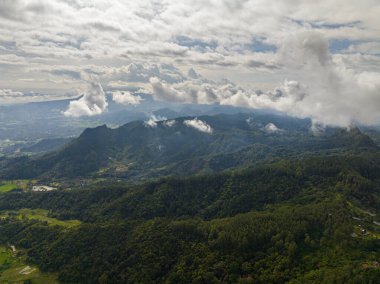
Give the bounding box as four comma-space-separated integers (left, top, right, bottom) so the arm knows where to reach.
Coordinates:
112, 91, 142, 105
150, 31, 380, 127
50, 69, 82, 80
144, 115, 167, 128
187, 68, 200, 79
183, 118, 213, 134
150, 77, 189, 104
346, 42, 380, 55
64, 82, 108, 117
107, 63, 186, 85
1, 1, 379, 94
150, 77, 243, 105
163, 120, 176, 127
0, 89, 24, 99
0, 89, 71, 104
279, 31, 331, 67
144, 118, 157, 128
310, 120, 326, 135
263, 123, 283, 134
150, 75, 308, 114
222, 32, 380, 127
0, 1, 379, 127
274, 31, 380, 126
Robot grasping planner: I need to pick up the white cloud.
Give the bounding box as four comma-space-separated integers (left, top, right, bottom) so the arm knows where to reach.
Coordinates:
0, 89, 24, 99
144, 118, 157, 128
263, 123, 283, 133
0, 1, 379, 127
274, 31, 380, 126
144, 115, 167, 128
150, 76, 244, 105
64, 82, 108, 117
310, 120, 326, 136
346, 42, 380, 55
1, 1, 379, 93
106, 63, 186, 84
0, 89, 71, 104
149, 31, 380, 127
163, 120, 176, 127
183, 118, 213, 134
112, 91, 142, 105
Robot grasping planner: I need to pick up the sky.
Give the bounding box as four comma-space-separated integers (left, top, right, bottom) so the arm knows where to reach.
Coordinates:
0, 0, 379, 126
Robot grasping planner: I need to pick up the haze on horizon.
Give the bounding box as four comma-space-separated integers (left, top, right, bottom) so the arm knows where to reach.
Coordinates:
0, 0, 379, 127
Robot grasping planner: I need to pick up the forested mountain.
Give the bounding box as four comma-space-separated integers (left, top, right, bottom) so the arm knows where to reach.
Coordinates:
0, 113, 379, 283
0, 152, 379, 283
0, 113, 377, 180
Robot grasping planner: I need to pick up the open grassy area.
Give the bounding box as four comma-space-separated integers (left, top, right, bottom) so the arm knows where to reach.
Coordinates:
0, 180, 31, 192
0, 183, 18, 192
0, 246, 59, 283
0, 209, 81, 228
18, 209, 81, 228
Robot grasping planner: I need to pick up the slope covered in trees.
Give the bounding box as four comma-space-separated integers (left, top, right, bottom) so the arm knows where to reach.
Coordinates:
0, 151, 379, 283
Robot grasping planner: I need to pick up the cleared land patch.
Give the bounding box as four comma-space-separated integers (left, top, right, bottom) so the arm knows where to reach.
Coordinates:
0, 246, 59, 283
0, 209, 81, 228
0, 180, 30, 192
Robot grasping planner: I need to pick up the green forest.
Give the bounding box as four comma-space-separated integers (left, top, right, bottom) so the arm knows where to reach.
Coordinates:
0, 151, 379, 283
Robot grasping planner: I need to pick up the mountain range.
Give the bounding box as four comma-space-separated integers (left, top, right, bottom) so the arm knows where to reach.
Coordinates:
1, 113, 377, 181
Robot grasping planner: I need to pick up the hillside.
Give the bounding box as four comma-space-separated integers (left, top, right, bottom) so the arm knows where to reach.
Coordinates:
0, 152, 379, 283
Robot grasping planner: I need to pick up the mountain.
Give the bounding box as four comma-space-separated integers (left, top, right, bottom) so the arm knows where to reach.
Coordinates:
361, 125, 380, 146
152, 107, 180, 119
0, 138, 72, 157
0, 94, 271, 155
0, 113, 377, 180
20, 138, 73, 154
